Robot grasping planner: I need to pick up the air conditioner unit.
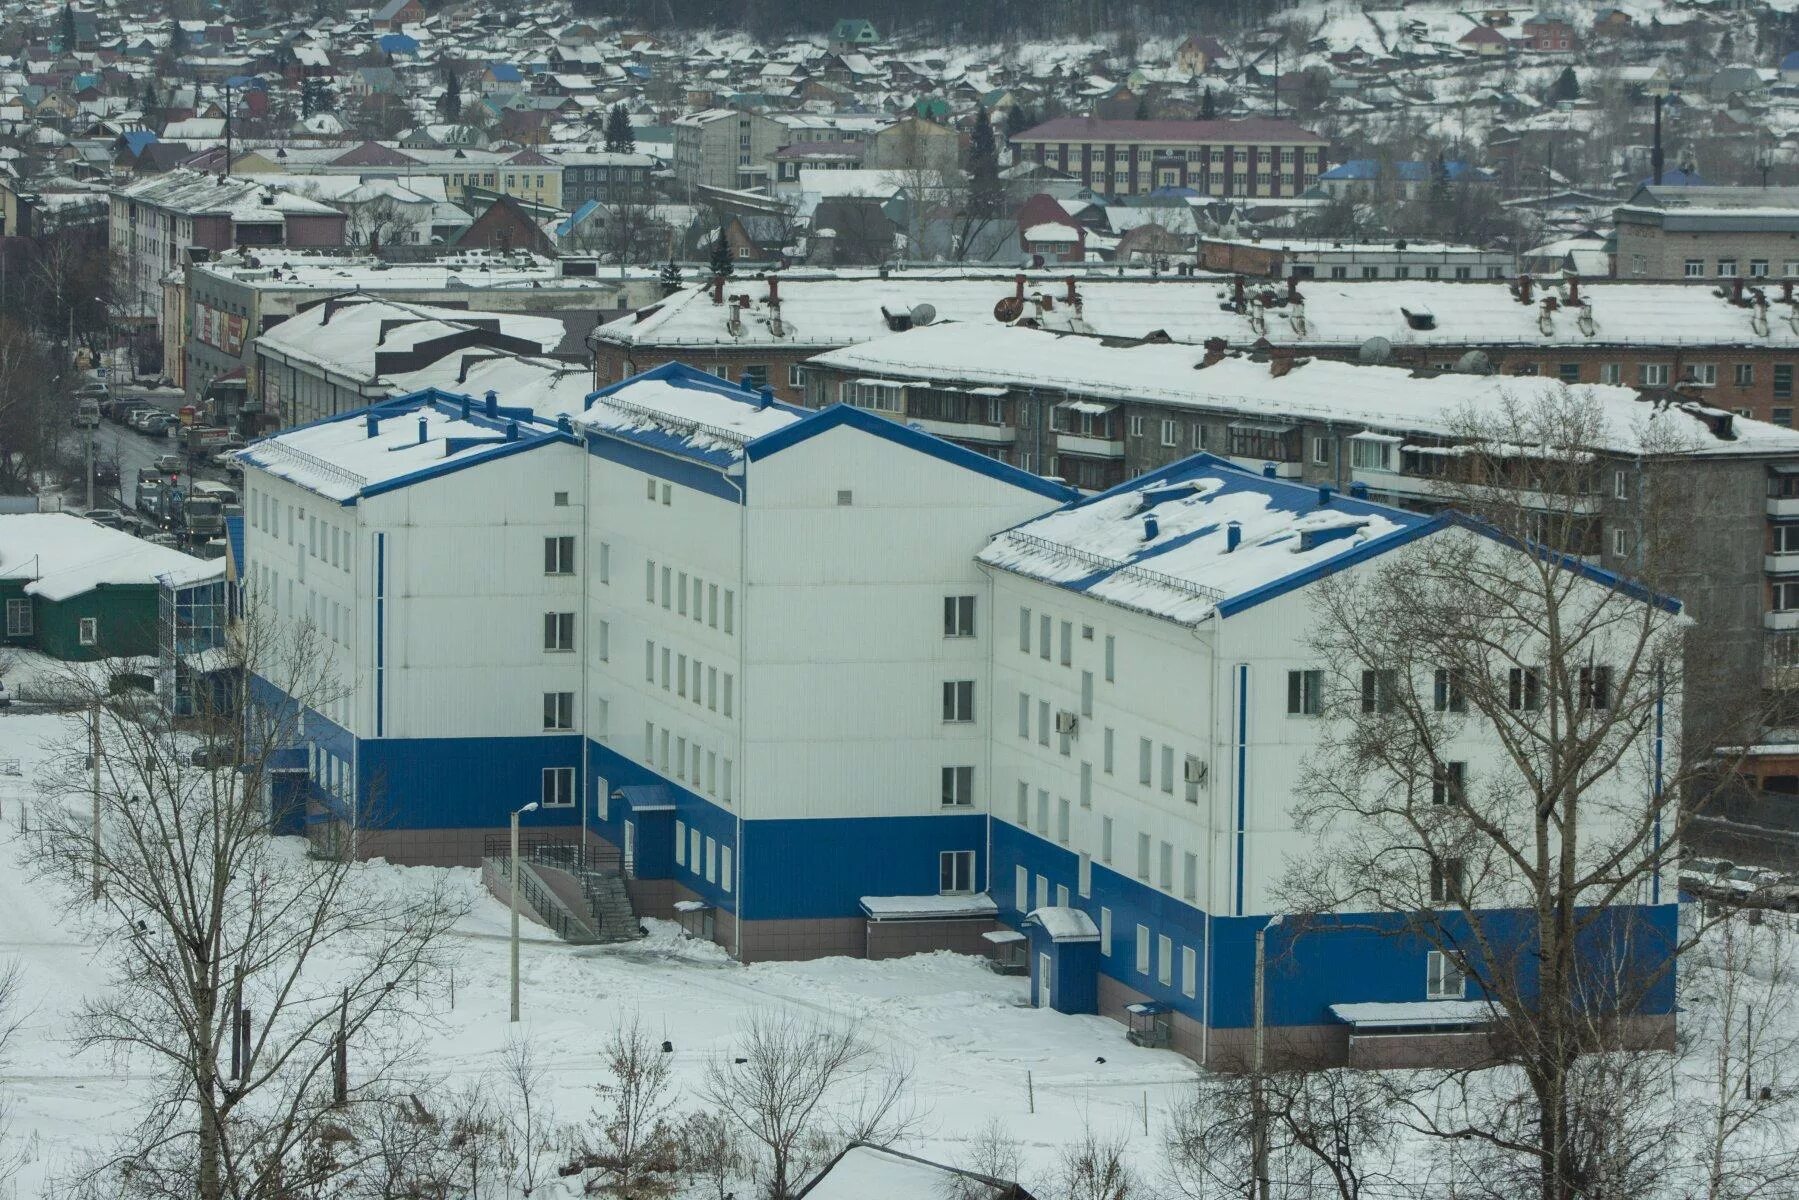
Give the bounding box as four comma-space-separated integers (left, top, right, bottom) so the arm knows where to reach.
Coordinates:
1055, 710, 1079, 736
1184, 756, 1208, 787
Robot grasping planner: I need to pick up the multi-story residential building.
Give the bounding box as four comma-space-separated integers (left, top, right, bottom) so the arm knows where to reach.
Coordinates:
235, 368, 1680, 1066
1199, 236, 1511, 280
670, 109, 786, 191
1614, 185, 1799, 281
548, 147, 659, 207
1007, 117, 1329, 199
797, 321, 1799, 808
595, 272, 1799, 424
251, 296, 571, 426
110, 171, 348, 327
233, 142, 566, 210
182, 249, 657, 410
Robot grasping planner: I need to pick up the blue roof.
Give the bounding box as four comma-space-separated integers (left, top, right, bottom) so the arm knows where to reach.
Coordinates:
488, 63, 522, 82
1782, 50, 1799, 69
1320, 159, 1485, 183
224, 74, 265, 90
1641, 167, 1708, 187
120, 130, 159, 155
554, 198, 601, 237
377, 33, 418, 54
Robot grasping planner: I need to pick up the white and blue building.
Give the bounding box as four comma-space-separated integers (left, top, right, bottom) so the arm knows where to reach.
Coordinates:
236, 366, 1678, 1064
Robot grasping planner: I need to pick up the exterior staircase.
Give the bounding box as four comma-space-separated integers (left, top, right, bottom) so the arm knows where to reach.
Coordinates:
482, 833, 644, 946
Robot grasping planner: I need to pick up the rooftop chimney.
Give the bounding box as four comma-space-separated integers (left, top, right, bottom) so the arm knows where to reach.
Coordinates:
1201, 337, 1228, 367
758, 384, 774, 409
1566, 274, 1580, 306
1270, 353, 1293, 379
1349, 481, 1369, 500
711, 274, 725, 304
1015, 273, 1027, 301
1065, 276, 1078, 306
1318, 484, 1333, 506
1517, 275, 1534, 305
1262, 463, 1277, 478
767, 275, 780, 306
1142, 514, 1159, 541
1286, 274, 1302, 305
505, 420, 519, 442
1226, 522, 1242, 552
460, 393, 471, 420
364, 413, 378, 438
485, 390, 498, 418
417, 416, 427, 444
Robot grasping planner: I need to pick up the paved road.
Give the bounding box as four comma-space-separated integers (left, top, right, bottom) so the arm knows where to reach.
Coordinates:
66, 392, 229, 516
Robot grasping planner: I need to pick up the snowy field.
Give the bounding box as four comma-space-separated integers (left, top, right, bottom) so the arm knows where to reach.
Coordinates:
0, 709, 1197, 1198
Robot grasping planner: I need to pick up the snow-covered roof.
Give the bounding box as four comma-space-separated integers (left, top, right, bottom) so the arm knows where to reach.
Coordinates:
253, 297, 566, 386
1329, 999, 1498, 1028
0, 514, 222, 602
809, 323, 1799, 460
578, 364, 808, 470
979, 456, 1428, 626
797, 1145, 1015, 1200
861, 893, 1000, 919
239, 390, 576, 503
1026, 906, 1099, 941
388, 352, 594, 419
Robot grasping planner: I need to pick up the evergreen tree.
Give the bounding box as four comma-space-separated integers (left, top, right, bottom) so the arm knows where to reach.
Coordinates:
169, 17, 187, 56
1201, 86, 1216, 120
605, 103, 636, 153
60, 1, 76, 51
1429, 154, 1453, 209
659, 258, 683, 295
1550, 66, 1580, 103
1133, 93, 1150, 120
1003, 104, 1033, 141
142, 79, 159, 118
439, 66, 461, 119
968, 106, 1003, 220
708, 231, 733, 278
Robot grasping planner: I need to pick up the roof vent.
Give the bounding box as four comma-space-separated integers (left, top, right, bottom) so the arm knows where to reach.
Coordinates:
1349, 481, 1369, 499
417, 416, 428, 444
485, 390, 498, 418
1262, 463, 1277, 478
505, 420, 519, 442
1225, 522, 1242, 552
1318, 484, 1333, 506
1401, 306, 1435, 331
365, 413, 379, 439
1142, 514, 1159, 541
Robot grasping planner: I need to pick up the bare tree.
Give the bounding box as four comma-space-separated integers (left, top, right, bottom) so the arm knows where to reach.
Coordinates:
585, 1014, 678, 1197
677, 1111, 745, 1200
0, 958, 24, 1191
701, 1010, 889, 1200
498, 1034, 556, 1197
1289, 386, 1757, 1200
942, 1116, 1022, 1200
1054, 1120, 1133, 1200
1681, 912, 1799, 1200
29, 602, 466, 1200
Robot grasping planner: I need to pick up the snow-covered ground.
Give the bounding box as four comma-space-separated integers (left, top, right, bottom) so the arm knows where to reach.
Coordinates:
0, 709, 1196, 1199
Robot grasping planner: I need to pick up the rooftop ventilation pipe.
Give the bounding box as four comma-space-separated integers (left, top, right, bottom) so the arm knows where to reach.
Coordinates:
1015, 273, 1027, 301
460, 394, 471, 420
758, 384, 774, 409
365, 413, 378, 438
1142, 514, 1159, 541
505, 420, 519, 442
418, 417, 428, 444
739, 371, 754, 391
1262, 463, 1277, 478
1318, 484, 1333, 506
1349, 481, 1369, 500
1226, 522, 1242, 552
484, 390, 498, 418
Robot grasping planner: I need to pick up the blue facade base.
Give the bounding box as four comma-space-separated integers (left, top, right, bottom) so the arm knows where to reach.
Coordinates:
1027, 923, 1101, 1014
991, 818, 1680, 1032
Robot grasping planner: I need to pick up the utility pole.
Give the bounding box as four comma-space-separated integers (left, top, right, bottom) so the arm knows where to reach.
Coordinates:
88, 702, 101, 899
1252, 913, 1285, 1200
84, 431, 94, 510
510, 800, 539, 1022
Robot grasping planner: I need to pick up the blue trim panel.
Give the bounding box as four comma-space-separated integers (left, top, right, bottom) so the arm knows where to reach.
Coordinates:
745, 403, 1080, 504
374, 532, 386, 737
584, 738, 738, 910
584, 430, 744, 504
355, 734, 585, 831
1235, 662, 1248, 917
738, 813, 987, 921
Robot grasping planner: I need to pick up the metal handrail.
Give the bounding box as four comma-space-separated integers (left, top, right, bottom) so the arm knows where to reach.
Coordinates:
492, 855, 580, 941
994, 530, 1226, 603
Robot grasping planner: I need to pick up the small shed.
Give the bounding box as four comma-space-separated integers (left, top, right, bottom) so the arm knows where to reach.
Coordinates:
1023, 906, 1100, 1014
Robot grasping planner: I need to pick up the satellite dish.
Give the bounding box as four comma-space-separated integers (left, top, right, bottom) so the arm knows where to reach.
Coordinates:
909, 303, 936, 327
994, 295, 1025, 323
1454, 350, 1493, 375
1357, 336, 1393, 365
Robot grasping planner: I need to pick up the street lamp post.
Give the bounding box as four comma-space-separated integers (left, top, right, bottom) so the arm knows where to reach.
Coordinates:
1252, 912, 1285, 1200
509, 801, 539, 1023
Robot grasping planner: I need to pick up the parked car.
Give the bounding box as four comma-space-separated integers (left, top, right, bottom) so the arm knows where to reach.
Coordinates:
153, 453, 184, 474
125, 408, 159, 430
1751, 877, 1799, 912
1678, 857, 1734, 896
190, 742, 237, 769
73, 381, 110, 401
85, 508, 127, 529
1722, 865, 1782, 900
140, 413, 178, 437
74, 399, 101, 428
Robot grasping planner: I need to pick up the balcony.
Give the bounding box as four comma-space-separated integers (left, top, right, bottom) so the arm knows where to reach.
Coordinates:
1058, 432, 1125, 458
1770, 496, 1799, 518
914, 417, 1014, 446
1767, 610, 1799, 631
1768, 552, 1799, 575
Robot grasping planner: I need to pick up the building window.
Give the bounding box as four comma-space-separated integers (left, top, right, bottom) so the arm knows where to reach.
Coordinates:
1735, 363, 1755, 388
1129, 415, 1144, 438
1137, 832, 1151, 880
1159, 419, 1177, 447
543, 612, 574, 652
1102, 816, 1113, 863
1432, 668, 1465, 713
1350, 438, 1394, 472
1311, 436, 1331, 465
544, 535, 575, 575
1613, 527, 1628, 558
541, 766, 574, 808
944, 595, 975, 637
1360, 668, 1397, 714
78, 617, 98, 646
1432, 761, 1466, 806
1683, 259, 1704, 279
939, 849, 975, 894
1719, 259, 1739, 278
542, 692, 573, 730
1427, 950, 1466, 999
1687, 363, 1718, 388
1639, 363, 1669, 387
1508, 666, 1543, 711
1287, 669, 1323, 716
4, 599, 30, 636
1181, 946, 1197, 997
1019, 606, 1031, 653
1580, 665, 1613, 710
1430, 856, 1465, 903
1776, 407, 1794, 427
942, 680, 975, 722
1779, 365, 1795, 401
1599, 363, 1622, 385
941, 765, 974, 807
1079, 852, 1092, 898
1753, 260, 1771, 278
1557, 362, 1580, 384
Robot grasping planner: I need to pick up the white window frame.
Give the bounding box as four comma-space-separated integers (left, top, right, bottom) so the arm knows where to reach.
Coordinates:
1426, 949, 1466, 999
78, 617, 98, 646
541, 766, 575, 808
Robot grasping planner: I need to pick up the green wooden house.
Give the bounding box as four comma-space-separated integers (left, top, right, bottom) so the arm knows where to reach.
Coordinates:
0, 514, 223, 662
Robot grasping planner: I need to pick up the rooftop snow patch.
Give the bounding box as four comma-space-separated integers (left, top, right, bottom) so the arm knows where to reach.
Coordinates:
239, 391, 571, 503
979, 456, 1426, 625
860, 893, 999, 920
579, 365, 807, 468
0, 514, 222, 601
